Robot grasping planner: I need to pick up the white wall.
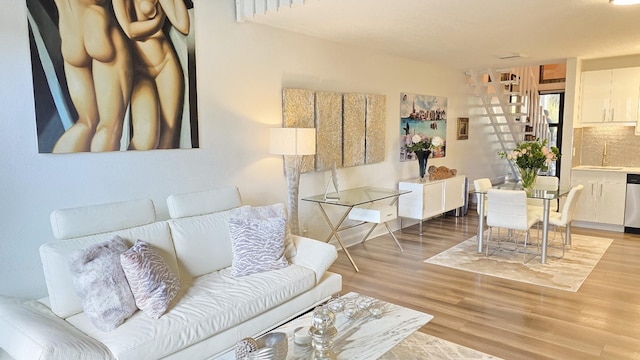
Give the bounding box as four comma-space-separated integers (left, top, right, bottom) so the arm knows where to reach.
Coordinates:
0, 0, 502, 299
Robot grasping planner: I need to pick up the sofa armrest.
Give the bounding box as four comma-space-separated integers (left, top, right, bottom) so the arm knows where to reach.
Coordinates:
0, 296, 112, 360
289, 235, 338, 283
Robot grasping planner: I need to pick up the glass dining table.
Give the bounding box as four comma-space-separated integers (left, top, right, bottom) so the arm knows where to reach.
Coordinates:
473, 183, 571, 264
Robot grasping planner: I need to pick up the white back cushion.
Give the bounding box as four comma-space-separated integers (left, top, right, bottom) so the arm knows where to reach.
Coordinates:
41, 221, 176, 319
167, 187, 242, 219
50, 199, 156, 240
168, 210, 235, 278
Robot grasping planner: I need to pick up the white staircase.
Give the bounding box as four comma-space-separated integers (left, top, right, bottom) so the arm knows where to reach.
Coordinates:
235, 0, 307, 22
467, 67, 550, 179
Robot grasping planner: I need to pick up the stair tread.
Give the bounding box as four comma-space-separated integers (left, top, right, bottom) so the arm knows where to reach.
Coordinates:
469, 66, 546, 143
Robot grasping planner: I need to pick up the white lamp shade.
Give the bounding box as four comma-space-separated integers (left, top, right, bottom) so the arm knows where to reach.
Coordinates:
610, 0, 640, 4
270, 128, 316, 155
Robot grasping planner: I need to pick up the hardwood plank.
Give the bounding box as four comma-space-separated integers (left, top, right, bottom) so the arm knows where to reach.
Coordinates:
328, 211, 640, 359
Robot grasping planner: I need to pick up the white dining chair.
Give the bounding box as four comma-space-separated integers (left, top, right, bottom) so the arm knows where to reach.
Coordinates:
473, 178, 492, 217
545, 184, 584, 258
486, 189, 541, 262
527, 175, 559, 212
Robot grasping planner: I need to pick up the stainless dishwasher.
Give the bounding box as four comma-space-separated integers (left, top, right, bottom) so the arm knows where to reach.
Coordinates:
624, 174, 640, 234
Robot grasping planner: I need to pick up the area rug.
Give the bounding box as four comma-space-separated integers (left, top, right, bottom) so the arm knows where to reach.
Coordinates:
380, 331, 503, 359
423, 233, 613, 292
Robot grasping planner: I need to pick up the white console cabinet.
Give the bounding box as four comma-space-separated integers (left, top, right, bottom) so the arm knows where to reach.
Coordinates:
398, 175, 466, 234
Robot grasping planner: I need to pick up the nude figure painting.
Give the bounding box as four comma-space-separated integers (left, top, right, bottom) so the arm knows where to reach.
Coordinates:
26, 0, 198, 153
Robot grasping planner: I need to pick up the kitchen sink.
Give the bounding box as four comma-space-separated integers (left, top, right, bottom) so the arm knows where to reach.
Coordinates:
581, 166, 624, 170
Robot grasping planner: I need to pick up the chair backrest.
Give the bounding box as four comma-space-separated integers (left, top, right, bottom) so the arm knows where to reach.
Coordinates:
534, 176, 559, 191
473, 178, 492, 216
557, 184, 584, 224
486, 189, 530, 231
527, 176, 559, 210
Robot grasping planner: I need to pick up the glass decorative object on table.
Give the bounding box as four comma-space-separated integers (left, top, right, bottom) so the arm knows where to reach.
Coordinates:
369, 305, 382, 319
340, 294, 385, 321
355, 296, 373, 311
343, 301, 358, 319
309, 306, 338, 359
519, 166, 539, 191
327, 295, 345, 313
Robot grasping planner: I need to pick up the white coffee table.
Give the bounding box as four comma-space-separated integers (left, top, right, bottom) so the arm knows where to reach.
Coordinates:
214, 292, 433, 360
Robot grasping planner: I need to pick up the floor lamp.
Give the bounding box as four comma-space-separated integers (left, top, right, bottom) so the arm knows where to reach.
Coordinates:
270, 127, 316, 235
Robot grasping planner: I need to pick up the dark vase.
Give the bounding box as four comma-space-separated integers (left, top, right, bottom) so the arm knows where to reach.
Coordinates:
414, 150, 431, 181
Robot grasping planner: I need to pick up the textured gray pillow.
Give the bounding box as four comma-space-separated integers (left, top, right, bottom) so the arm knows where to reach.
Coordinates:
120, 240, 181, 319
228, 217, 289, 277
68, 236, 137, 332
228, 203, 296, 259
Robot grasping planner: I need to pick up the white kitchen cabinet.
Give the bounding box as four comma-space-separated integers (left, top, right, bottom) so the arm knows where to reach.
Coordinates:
570, 170, 626, 225
398, 175, 466, 232
579, 68, 640, 125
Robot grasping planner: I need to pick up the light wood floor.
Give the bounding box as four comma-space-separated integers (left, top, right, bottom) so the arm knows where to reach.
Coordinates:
327, 210, 640, 360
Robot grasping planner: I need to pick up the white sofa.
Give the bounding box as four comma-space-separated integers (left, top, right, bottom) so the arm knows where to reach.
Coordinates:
0, 186, 342, 360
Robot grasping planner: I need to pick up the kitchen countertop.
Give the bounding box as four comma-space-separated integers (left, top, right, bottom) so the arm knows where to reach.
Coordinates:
572, 165, 640, 173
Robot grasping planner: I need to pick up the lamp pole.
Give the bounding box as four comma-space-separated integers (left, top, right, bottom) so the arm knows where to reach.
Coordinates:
270, 128, 316, 235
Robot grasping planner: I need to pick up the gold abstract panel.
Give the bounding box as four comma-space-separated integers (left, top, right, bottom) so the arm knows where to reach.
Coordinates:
315, 92, 343, 171
365, 94, 386, 164
282, 88, 315, 172
343, 93, 366, 167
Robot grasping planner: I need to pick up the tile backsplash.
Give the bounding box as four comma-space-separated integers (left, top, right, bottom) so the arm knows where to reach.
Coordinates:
575, 126, 640, 167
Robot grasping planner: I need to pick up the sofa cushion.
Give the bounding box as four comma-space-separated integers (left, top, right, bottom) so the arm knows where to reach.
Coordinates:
167, 187, 242, 219
50, 199, 156, 240
68, 236, 137, 332
120, 240, 180, 319
167, 210, 235, 278
65, 265, 316, 360
228, 203, 296, 259
228, 217, 289, 277
41, 221, 176, 319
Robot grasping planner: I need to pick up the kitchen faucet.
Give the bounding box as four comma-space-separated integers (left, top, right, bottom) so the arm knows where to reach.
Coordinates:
602, 141, 607, 167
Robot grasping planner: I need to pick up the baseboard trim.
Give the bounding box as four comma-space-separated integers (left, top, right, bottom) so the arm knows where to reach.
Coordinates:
573, 221, 624, 233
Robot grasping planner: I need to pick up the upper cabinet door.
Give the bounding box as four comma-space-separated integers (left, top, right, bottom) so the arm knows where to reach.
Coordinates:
579, 67, 640, 125
580, 70, 613, 124
609, 67, 640, 123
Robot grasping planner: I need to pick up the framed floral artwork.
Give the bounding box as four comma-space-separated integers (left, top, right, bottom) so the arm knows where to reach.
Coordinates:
399, 93, 447, 162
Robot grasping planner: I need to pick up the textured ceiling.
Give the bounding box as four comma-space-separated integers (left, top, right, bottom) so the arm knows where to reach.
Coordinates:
241, 0, 640, 71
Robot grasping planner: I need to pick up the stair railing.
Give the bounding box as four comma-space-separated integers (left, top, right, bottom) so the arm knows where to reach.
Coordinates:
468, 66, 549, 181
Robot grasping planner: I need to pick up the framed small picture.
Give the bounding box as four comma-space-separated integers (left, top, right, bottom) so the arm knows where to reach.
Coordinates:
539, 64, 566, 84
457, 117, 469, 140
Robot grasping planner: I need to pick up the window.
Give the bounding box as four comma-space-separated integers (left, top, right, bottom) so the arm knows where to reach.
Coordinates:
539, 92, 564, 177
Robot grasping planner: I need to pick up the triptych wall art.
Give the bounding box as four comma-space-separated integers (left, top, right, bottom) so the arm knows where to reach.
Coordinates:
282, 88, 386, 173
26, 0, 198, 153
399, 92, 447, 161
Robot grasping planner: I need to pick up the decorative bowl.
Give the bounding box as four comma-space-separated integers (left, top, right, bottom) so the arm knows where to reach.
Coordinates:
247, 347, 275, 360
256, 332, 288, 360
236, 337, 258, 360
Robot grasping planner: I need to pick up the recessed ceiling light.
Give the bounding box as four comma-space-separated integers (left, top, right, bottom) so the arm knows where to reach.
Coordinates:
610, 0, 640, 5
